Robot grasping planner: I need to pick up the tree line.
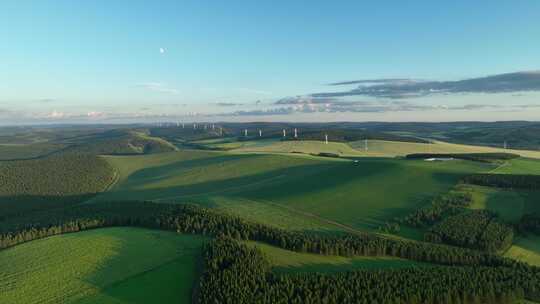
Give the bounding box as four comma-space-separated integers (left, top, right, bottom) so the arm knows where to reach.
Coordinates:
378, 189, 472, 234
198, 237, 540, 304
406, 153, 519, 162
0, 201, 527, 269
462, 174, 540, 189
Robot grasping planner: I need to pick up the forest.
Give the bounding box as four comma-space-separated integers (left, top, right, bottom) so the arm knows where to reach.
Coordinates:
198, 238, 540, 304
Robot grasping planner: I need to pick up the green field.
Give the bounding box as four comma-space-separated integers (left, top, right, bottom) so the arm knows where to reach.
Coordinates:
246, 241, 428, 274
0, 227, 206, 304
467, 185, 540, 223
97, 150, 492, 232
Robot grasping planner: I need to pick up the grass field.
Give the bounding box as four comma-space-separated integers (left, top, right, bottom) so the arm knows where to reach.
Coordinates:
0, 227, 206, 304
491, 157, 540, 174
97, 150, 492, 233
505, 235, 540, 267
466, 185, 540, 223
246, 241, 428, 273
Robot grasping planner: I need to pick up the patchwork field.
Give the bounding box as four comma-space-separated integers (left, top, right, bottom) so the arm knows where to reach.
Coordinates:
247, 241, 429, 274
97, 151, 493, 232
0, 227, 206, 304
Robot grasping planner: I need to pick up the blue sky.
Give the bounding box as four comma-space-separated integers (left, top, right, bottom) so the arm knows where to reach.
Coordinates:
1, 1, 540, 124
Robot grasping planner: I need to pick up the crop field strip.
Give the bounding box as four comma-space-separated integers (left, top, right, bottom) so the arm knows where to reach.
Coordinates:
0, 227, 206, 304
96, 150, 493, 233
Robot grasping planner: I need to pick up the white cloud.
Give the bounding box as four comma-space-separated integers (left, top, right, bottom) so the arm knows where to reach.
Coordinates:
87, 111, 105, 119
135, 82, 179, 95
46, 110, 67, 119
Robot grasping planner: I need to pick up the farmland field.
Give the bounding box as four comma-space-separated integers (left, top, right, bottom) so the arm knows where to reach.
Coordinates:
97, 150, 493, 232
467, 185, 540, 223
246, 241, 429, 274
0, 227, 206, 304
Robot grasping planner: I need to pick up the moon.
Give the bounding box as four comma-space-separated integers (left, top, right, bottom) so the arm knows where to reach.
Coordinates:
159, 47, 165, 54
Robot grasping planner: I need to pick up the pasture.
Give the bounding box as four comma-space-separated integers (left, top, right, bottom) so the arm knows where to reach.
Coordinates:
0, 227, 206, 304
98, 150, 492, 232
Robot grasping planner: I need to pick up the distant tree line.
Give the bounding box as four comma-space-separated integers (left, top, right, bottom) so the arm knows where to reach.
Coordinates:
462, 174, 540, 189
425, 210, 514, 253
198, 237, 540, 304
406, 153, 520, 162
287, 129, 429, 143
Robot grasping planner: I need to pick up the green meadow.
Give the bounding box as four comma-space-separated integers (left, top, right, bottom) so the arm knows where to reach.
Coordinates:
97, 150, 493, 232
0, 227, 206, 304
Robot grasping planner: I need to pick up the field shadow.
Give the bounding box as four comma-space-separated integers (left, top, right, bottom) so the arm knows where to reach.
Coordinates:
98, 159, 341, 203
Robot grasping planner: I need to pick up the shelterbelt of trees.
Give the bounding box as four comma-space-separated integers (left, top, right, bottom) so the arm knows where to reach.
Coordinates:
199, 238, 540, 304
0, 201, 531, 267
406, 152, 520, 162
425, 210, 514, 253
462, 173, 540, 189
2, 201, 539, 303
